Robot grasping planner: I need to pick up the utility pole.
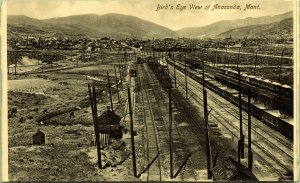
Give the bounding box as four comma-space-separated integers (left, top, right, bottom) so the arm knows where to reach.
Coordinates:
204, 90, 212, 179
128, 88, 137, 177
185, 60, 188, 98
107, 71, 114, 112
88, 85, 102, 169
119, 64, 124, 91
14, 57, 17, 75
215, 48, 217, 67
247, 90, 253, 172
238, 68, 244, 159
152, 46, 155, 58
114, 66, 120, 103
173, 53, 177, 88
237, 47, 241, 68
202, 48, 206, 91
169, 88, 173, 179
278, 49, 284, 83
253, 51, 257, 76
224, 46, 227, 68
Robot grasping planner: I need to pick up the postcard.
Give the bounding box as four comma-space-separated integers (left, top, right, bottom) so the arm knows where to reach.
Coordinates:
1, 0, 298, 181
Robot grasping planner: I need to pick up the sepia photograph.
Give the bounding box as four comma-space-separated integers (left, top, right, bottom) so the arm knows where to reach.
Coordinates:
4, 0, 297, 181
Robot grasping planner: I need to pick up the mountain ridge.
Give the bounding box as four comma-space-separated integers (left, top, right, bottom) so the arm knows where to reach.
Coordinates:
8, 11, 293, 39
176, 11, 292, 38
8, 13, 178, 39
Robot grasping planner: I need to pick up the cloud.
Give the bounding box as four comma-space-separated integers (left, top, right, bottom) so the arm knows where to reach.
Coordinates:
7, 0, 293, 30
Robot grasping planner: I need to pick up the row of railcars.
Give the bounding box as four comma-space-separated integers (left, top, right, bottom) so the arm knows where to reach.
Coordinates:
217, 68, 293, 99
171, 57, 293, 116
148, 56, 173, 89
167, 57, 293, 140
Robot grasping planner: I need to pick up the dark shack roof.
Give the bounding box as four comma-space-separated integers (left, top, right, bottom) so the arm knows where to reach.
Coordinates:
33, 130, 45, 137
212, 156, 258, 181
97, 109, 121, 125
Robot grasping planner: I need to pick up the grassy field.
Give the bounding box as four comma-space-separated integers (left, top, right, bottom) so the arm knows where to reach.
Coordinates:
8, 54, 137, 181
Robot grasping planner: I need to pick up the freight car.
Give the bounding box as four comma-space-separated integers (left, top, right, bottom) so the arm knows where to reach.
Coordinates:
129, 63, 137, 77
148, 56, 173, 89
218, 68, 293, 99
214, 73, 293, 116
167, 60, 293, 140
185, 58, 202, 69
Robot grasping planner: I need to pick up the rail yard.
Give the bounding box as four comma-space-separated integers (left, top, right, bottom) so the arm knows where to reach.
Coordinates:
7, 40, 294, 181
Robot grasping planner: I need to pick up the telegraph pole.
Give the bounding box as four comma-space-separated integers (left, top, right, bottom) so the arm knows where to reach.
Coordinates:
119, 64, 124, 91
204, 90, 212, 179
173, 53, 177, 88
185, 60, 188, 98
88, 85, 102, 169
254, 51, 257, 76
278, 49, 284, 83
128, 88, 137, 177
215, 48, 217, 66
107, 71, 114, 112
237, 47, 241, 68
247, 90, 253, 172
169, 88, 173, 179
14, 58, 17, 75
202, 48, 207, 91
114, 66, 120, 103
238, 68, 244, 159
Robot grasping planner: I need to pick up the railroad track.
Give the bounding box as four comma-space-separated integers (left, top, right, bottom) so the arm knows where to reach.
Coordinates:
170, 60, 293, 150
171, 63, 293, 159
145, 64, 202, 180
138, 65, 162, 181
169, 64, 293, 180
140, 62, 214, 181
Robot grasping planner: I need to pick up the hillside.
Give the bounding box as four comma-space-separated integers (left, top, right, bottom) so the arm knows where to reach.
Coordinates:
217, 17, 293, 39
8, 11, 293, 40
176, 11, 292, 38
8, 14, 178, 39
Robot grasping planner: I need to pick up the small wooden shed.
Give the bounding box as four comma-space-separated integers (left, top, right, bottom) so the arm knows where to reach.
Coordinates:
33, 129, 45, 145
212, 156, 258, 181
96, 107, 123, 139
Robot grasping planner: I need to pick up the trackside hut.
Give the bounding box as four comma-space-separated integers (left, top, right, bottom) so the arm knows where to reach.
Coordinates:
96, 108, 122, 135
33, 129, 45, 145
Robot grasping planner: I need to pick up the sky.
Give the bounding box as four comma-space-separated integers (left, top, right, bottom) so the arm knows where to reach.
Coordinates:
7, 0, 293, 30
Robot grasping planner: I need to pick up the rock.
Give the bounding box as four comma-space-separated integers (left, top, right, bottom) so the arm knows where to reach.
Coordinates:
32, 108, 39, 112
75, 106, 82, 110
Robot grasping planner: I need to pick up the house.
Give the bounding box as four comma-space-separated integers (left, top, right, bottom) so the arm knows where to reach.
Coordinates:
96, 107, 121, 135
33, 129, 45, 145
